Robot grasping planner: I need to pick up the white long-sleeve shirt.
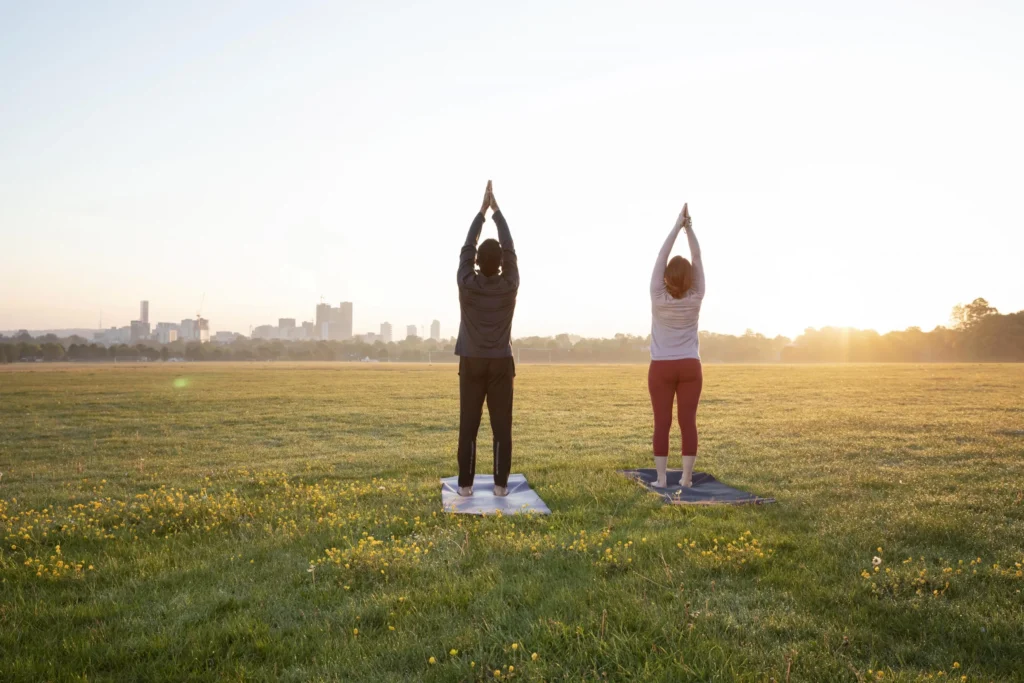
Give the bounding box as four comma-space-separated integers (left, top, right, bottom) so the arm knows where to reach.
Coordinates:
650, 220, 705, 361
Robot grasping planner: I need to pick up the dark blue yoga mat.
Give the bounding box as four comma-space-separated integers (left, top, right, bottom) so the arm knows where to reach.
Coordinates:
619, 469, 775, 506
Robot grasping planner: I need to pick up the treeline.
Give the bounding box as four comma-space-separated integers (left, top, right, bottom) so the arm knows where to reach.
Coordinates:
2, 299, 1021, 364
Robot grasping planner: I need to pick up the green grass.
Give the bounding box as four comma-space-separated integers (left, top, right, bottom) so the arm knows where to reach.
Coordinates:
1, 362, 1022, 682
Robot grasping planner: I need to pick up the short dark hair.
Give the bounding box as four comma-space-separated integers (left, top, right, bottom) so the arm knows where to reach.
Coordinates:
477, 239, 502, 277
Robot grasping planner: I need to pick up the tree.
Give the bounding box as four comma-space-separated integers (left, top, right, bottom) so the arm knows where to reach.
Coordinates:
41, 343, 65, 361
951, 298, 997, 330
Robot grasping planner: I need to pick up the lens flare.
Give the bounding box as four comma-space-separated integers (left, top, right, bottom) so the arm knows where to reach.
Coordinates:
172, 377, 189, 389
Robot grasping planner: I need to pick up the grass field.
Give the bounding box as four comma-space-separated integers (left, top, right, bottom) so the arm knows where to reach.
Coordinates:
1, 362, 1022, 682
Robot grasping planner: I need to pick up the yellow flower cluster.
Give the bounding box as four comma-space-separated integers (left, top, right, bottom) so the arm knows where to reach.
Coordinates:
683, 531, 774, 568
860, 552, 1023, 599
315, 534, 432, 582
2, 471, 437, 581
19, 544, 92, 579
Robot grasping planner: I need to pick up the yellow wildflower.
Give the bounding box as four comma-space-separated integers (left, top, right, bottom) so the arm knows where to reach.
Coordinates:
532, 652, 539, 661
428, 657, 436, 665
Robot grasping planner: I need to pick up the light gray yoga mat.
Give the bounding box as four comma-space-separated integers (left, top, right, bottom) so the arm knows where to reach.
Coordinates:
619, 469, 775, 506
440, 473, 551, 515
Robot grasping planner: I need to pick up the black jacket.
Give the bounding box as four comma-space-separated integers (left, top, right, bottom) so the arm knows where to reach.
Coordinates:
455, 210, 519, 358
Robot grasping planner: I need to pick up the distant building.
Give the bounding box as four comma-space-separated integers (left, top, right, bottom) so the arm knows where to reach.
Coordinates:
301, 321, 315, 339
279, 318, 296, 330
130, 320, 151, 342
94, 326, 131, 346
430, 320, 441, 341
315, 303, 332, 340
179, 318, 210, 343
336, 302, 353, 340
357, 332, 382, 344
213, 331, 240, 344
155, 322, 179, 344
140, 300, 149, 324
252, 325, 277, 340
406, 324, 418, 339
316, 301, 354, 341
380, 322, 393, 343
333, 301, 354, 339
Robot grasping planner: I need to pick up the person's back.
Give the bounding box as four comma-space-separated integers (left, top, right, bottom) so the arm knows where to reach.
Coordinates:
454, 181, 519, 498
648, 203, 705, 489
455, 211, 519, 358
650, 269, 703, 361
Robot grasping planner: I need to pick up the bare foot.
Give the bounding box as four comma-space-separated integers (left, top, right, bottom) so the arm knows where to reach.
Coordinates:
493, 485, 509, 497
655, 477, 668, 488
681, 476, 693, 488
458, 486, 473, 497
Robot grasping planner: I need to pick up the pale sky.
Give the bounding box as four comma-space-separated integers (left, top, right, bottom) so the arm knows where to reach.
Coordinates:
2, 1, 1022, 339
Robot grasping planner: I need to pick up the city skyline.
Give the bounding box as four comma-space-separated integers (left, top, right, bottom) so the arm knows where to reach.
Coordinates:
36, 297, 452, 346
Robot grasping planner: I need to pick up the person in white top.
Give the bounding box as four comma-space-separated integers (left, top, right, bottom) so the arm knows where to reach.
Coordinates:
649, 203, 705, 488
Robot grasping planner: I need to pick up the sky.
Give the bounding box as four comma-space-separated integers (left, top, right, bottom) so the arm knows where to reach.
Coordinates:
1, 1, 1022, 340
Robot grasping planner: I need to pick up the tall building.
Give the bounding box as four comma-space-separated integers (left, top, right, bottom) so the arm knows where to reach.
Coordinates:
279, 318, 296, 330
315, 303, 332, 340
430, 320, 441, 341
197, 317, 210, 343
406, 324, 418, 339
140, 300, 149, 324
380, 322, 393, 343
339, 302, 353, 340
180, 319, 196, 341
316, 301, 353, 341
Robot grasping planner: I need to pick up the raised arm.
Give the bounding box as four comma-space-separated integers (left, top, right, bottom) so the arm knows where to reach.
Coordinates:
493, 209, 518, 288
457, 212, 485, 285
684, 218, 705, 299
457, 182, 492, 285
489, 188, 519, 288
650, 206, 687, 297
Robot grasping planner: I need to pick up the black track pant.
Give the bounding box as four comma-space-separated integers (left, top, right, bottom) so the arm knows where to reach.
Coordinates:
457, 356, 515, 488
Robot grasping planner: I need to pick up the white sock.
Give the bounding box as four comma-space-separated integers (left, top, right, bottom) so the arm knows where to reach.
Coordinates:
654, 456, 668, 487
681, 456, 696, 487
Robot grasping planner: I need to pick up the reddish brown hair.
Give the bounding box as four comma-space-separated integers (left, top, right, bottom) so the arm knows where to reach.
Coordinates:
664, 256, 692, 299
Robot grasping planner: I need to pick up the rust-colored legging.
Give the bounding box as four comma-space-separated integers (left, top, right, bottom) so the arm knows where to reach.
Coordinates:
648, 359, 703, 457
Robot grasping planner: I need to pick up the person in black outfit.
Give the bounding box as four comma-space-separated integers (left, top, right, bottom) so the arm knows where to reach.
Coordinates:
455, 180, 519, 497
